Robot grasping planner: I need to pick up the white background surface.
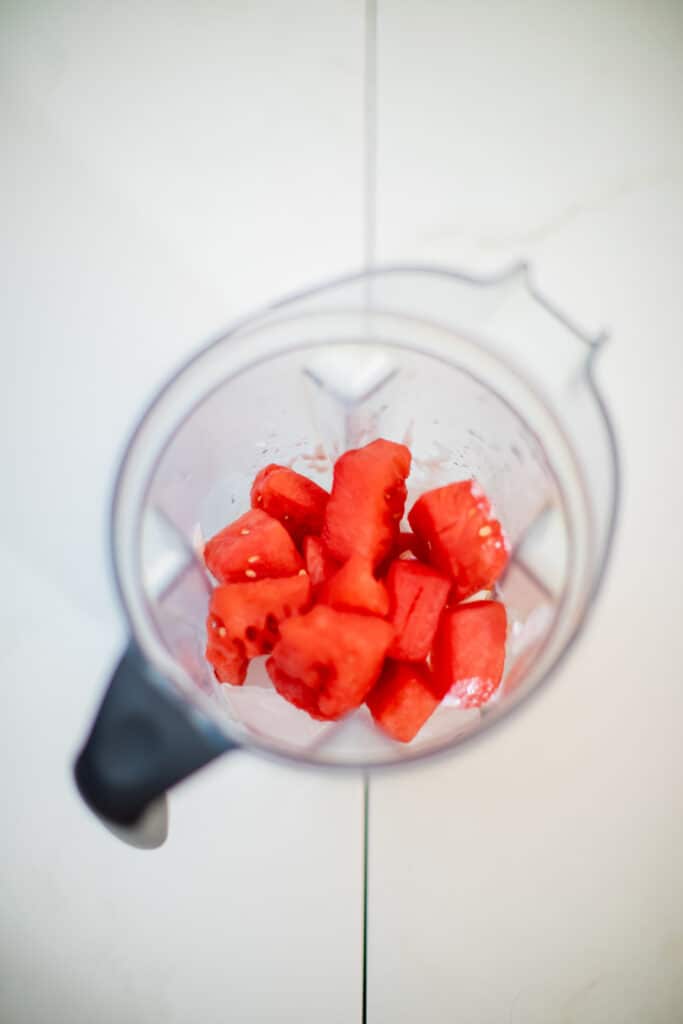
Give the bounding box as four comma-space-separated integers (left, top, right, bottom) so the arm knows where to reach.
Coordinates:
2, 2, 683, 1022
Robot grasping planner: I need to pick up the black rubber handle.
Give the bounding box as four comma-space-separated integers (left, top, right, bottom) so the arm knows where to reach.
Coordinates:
75, 643, 237, 827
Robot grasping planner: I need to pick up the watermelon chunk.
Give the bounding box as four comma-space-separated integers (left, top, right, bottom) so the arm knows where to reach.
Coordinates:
408, 480, 509, 600
366, 661, 441, 743
266, 605, 394, 720
386, 559, 450, 661
206, 573, 312, 685
302, 535, 340, 590
432, 600, 508, 708
204, 508, 302, 584
322, 439, 411, 567
251, 464, 328, 543
320, 554, 389, 617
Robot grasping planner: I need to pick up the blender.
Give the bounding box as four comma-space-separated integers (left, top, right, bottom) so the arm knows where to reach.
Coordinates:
74, 263, 619, 844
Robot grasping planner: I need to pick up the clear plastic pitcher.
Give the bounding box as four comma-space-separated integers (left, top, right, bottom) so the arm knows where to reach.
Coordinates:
75, 265, 619, 841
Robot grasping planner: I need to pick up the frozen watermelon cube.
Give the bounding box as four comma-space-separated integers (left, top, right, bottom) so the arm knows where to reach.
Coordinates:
386, 559, 450, 662
432, 600, 508, 708
366, 661, 441, 743
251, 464, 328, 544
408, 479, 509, 600
204, 508, 302, 584
266, 605, 394, 720
322, 439, 411, 567
206, 573, 312, 685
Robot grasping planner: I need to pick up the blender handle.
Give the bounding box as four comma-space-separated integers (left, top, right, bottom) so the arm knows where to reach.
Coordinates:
74, 643, 237, 837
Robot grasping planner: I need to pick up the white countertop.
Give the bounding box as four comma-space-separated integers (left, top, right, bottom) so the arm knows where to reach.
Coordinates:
2, 3, 682, 1022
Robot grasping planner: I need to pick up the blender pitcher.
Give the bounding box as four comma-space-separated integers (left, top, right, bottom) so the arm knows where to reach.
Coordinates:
74, 264, 619, 842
